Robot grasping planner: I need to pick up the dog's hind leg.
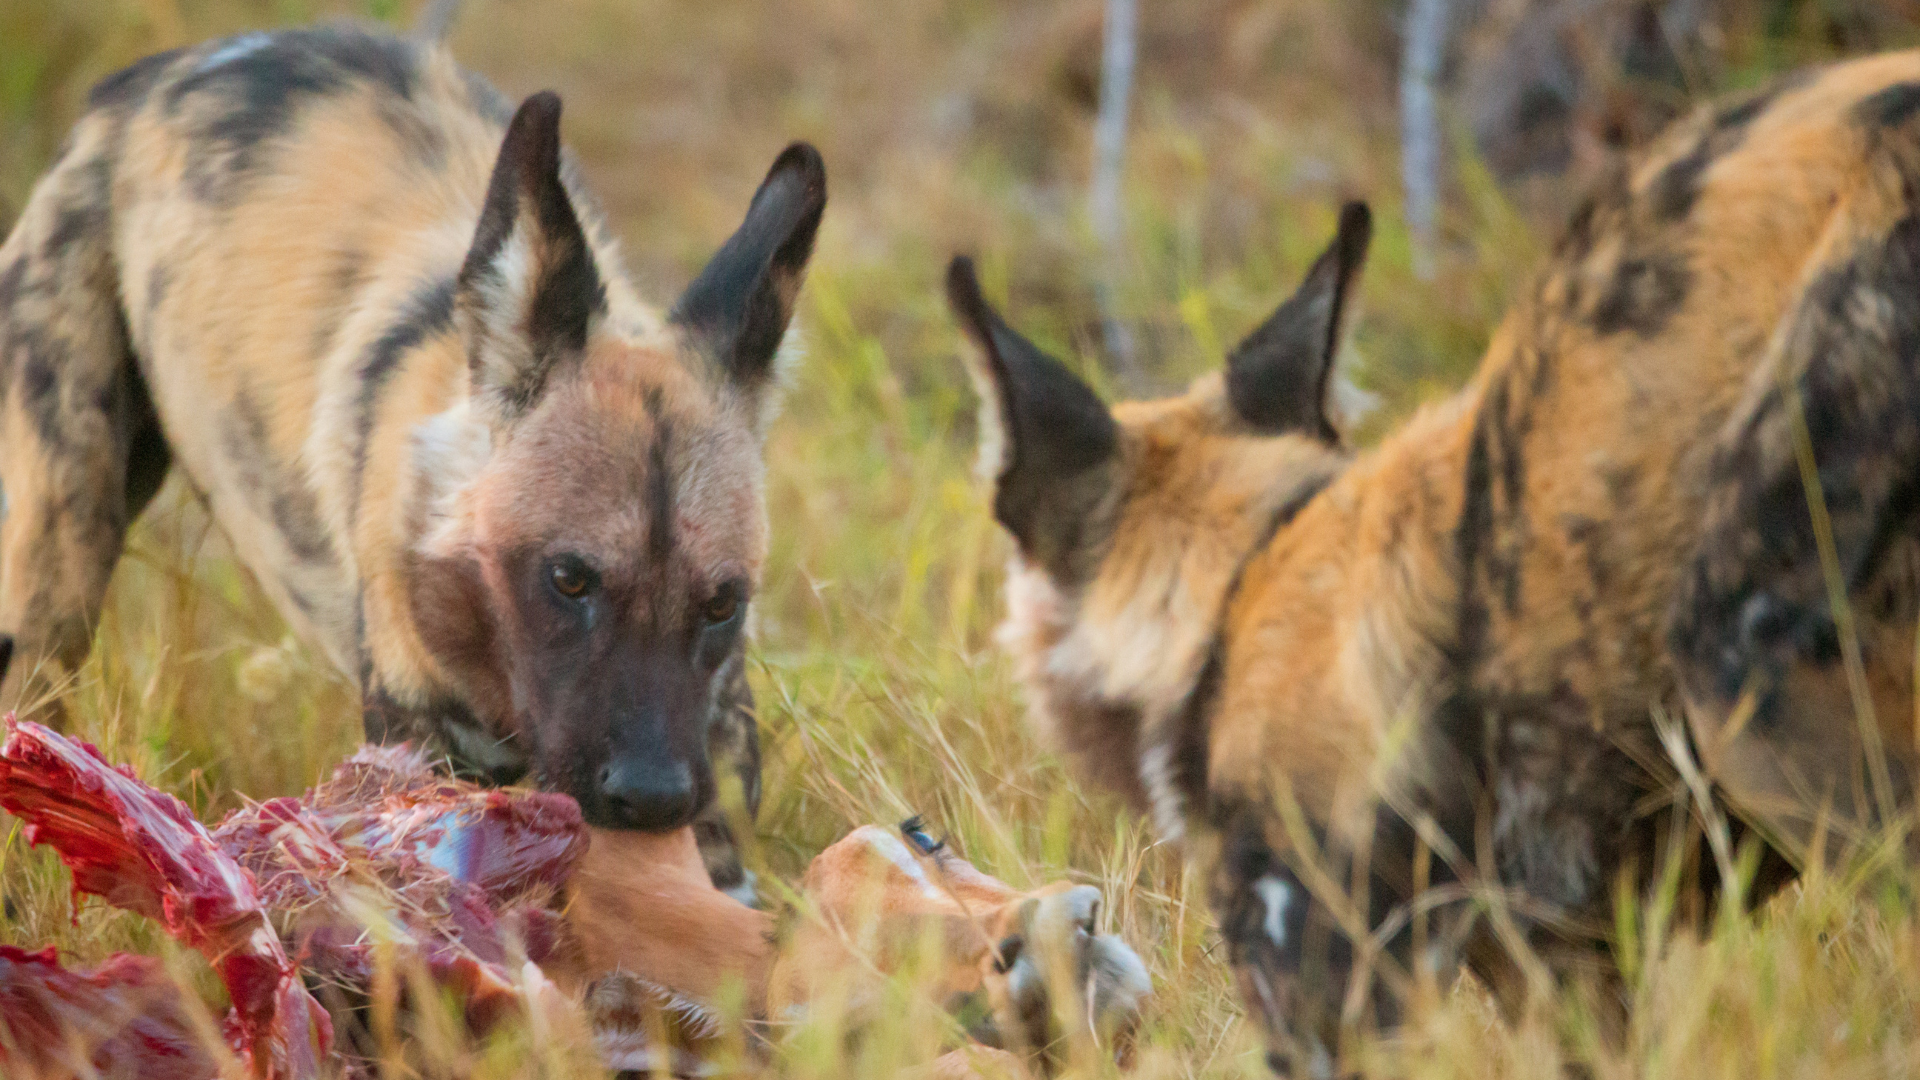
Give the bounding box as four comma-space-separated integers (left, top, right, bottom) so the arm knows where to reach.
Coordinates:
0, 124, 168, 724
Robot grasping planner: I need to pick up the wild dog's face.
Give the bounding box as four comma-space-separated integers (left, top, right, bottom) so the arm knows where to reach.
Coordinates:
449, 361, 764, 831
408, 93, 824, 830
946, 206, 1369, 832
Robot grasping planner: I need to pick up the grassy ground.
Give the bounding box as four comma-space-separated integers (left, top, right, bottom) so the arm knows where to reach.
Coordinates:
5, 1, 1920, 1077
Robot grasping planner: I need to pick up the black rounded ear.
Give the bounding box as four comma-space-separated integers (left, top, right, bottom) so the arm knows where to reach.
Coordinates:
946, 257, 1119, 581
1225, 201, 1372, 442
673, 143, 827, 410
0, 635, 12, 688
457, 91, 606, 426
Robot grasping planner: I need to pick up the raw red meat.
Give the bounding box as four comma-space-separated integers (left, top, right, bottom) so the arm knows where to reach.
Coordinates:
0, 719, 590, 1078
212, 742, 587, 1032
0, 944, 223, 1080
222, 742, 583, 903
0, 716, 330, 1079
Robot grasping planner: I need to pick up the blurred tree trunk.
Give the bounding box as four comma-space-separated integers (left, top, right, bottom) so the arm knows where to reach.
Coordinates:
1455, 0, 1920, 200
415, 0, 464, 43
1091, 0, 1141, 390
1401, 0, 1452, 279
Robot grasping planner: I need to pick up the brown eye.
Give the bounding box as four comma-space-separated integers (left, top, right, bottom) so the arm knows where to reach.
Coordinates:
548, 557, 596, 599
700, 587, 742, 625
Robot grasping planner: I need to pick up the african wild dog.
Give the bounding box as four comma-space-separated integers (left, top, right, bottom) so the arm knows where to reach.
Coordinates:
951, 50, 1920, 1074
0, 25, 826, 897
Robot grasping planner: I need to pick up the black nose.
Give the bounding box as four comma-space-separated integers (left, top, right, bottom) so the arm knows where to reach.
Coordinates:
597, 757, 698, 829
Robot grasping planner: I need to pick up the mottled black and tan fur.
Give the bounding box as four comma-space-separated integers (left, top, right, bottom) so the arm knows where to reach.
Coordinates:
953, 50, 1920, 1075
0, 25, 827, 898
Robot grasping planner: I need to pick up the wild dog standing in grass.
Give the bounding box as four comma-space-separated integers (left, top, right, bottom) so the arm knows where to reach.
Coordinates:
0, 25, 826, 898
951, 50, 1920, 1075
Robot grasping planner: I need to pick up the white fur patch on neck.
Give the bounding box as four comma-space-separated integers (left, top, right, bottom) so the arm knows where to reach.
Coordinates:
996, 556, 1068, 657
999, 555, 1206, 845
1057, 570, 1212, 716
997, 556, 1074, 739
1137, 742, 1187, 843
959, 347, 1008, 485
409, 400, 493, 558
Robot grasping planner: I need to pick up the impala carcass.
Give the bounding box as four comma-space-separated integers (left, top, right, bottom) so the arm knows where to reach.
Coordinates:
0, 719, 1150, 1078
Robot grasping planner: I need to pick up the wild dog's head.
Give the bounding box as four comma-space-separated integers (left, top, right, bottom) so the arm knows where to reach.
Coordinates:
406, 92, 823, 830
947, 205, 1369, 834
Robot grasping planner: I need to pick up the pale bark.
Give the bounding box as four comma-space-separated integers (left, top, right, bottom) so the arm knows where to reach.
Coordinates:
415, 0, 466, 44
1401, 0, 1452, 279
1092, 0, 1142, 388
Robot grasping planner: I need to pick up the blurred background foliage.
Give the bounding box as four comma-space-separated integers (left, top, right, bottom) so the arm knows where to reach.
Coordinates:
7, 0, 1916, 426
3, 1, 1920, 1076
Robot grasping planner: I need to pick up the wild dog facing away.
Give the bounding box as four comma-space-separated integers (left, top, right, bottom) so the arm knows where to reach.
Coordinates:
951, 49, 1920, 1075
0, 26, 826, 896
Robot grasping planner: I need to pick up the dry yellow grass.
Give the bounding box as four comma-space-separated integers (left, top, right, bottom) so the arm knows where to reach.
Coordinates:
5, 1, 1920, 1077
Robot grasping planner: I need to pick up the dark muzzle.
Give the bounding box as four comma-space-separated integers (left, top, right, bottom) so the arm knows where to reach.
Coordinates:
597, 754, 698, 830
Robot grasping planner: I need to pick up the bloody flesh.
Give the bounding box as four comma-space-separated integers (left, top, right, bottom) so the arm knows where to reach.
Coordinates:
0, 718, 591, 1078
212, 742, 587, 1030
0, 943, 224, 1080
0, 716, 331, 1080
